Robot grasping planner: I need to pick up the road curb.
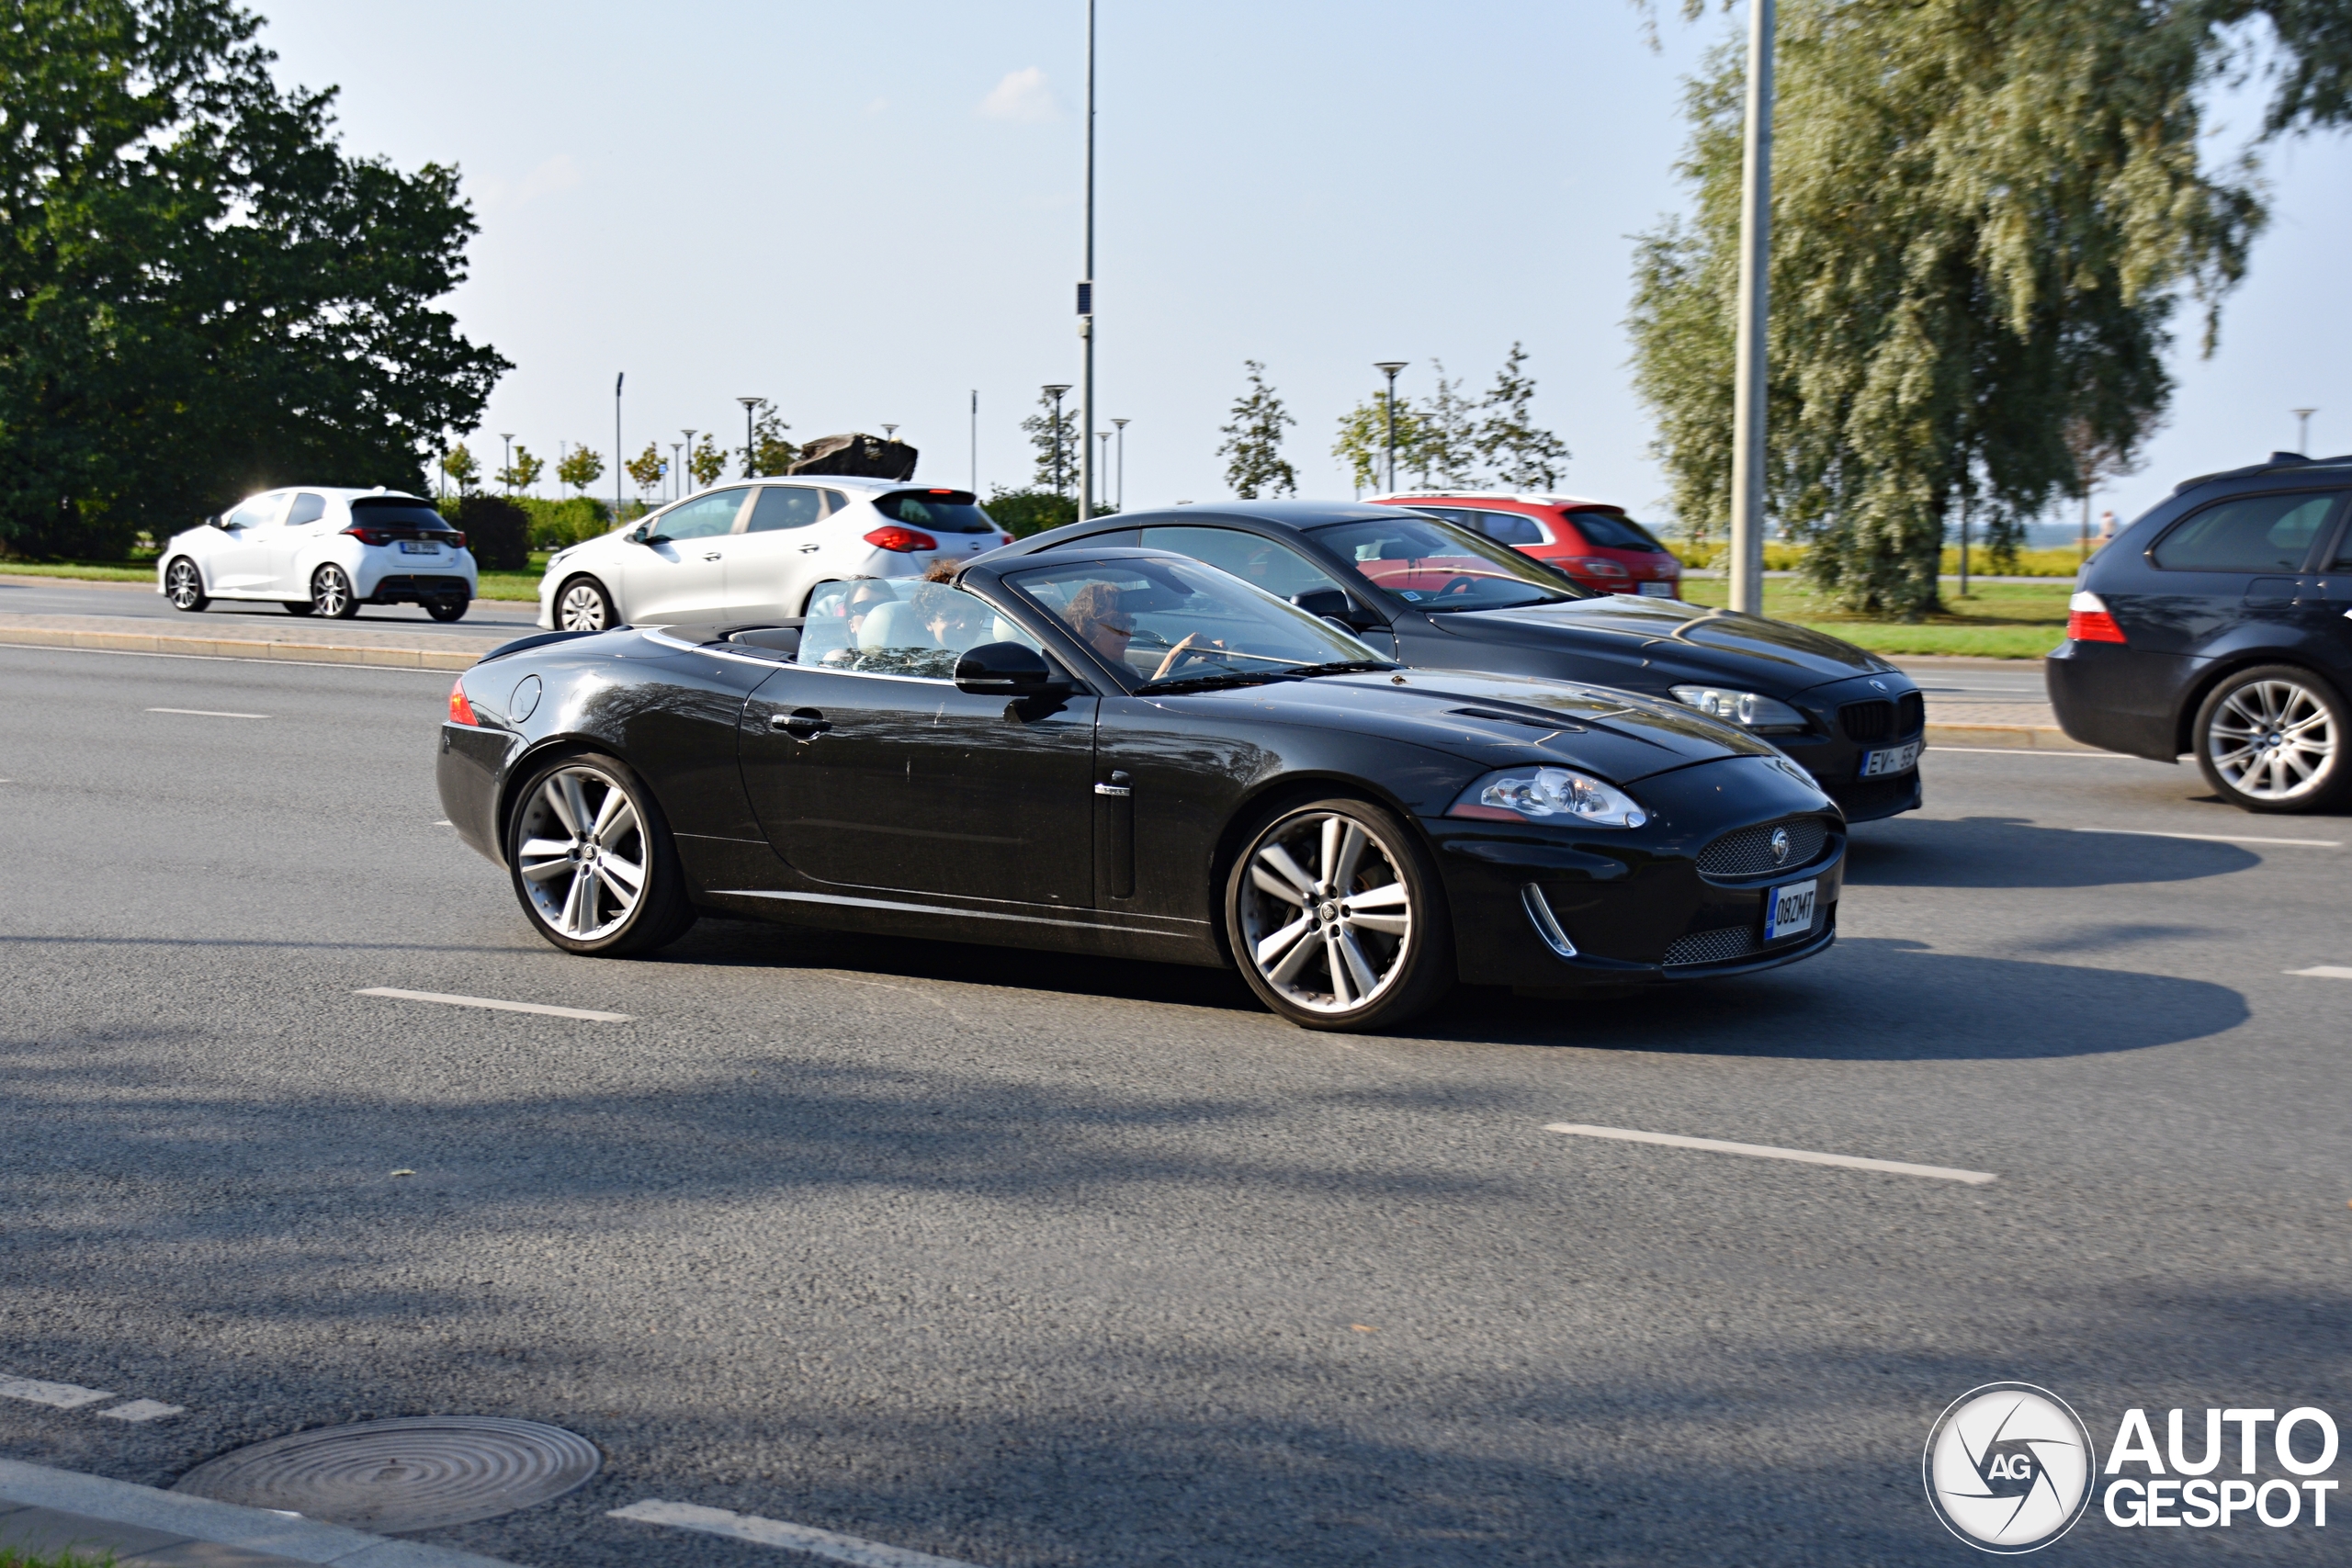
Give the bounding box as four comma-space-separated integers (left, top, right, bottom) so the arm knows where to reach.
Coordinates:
0, 625, 488, 671
0, 1456, 522, 1567
1924, 721, 2096, 751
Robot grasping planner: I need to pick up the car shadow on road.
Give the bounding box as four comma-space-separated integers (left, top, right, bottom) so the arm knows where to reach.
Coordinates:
1845, 816, 2259, 887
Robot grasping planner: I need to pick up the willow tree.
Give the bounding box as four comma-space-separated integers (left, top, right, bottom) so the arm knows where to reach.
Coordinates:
1629, 1, 2347, 615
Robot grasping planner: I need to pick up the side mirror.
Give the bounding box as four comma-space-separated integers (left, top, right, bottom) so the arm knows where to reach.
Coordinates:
1291, 587, 1378, 630
211, 515, 238, 530
956, 640, 1061, 695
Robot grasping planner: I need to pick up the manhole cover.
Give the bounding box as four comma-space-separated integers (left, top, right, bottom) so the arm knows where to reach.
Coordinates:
174, 1416, 601, 1532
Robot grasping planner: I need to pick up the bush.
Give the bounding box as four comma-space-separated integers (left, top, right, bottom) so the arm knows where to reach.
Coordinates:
985, 487, 1116, 539
443, 494, 531, 570
0, 499, 145, 562
517, 496, 613, 550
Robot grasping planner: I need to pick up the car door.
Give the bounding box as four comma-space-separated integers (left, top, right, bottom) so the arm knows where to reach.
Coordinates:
208, 492, 290, 592
1135, 525, 1396, 655
722, 484, 828, 618
737, 586, 1098, 907
618, 488, 748, 621
258, 491, 331, 596
2132, 490, 2348, 657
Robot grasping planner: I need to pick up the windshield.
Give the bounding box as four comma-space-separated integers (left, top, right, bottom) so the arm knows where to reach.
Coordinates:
876, 490, 997, 534
1005, 557, 1386, 689
1565, 509, 1667, 552
1310, 515, 1588, 611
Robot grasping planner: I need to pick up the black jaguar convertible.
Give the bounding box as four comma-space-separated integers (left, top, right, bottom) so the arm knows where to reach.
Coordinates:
437, 547, 1846, 1031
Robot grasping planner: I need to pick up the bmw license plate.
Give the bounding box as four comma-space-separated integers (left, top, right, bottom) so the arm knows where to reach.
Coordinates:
1636, 581, 1674, 596
399, 539, 439, 554
1859, 740, 1920, 778
1764, 879, 1817, 942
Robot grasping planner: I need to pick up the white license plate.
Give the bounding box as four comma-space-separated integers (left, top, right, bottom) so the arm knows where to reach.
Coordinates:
1859, 740, 1920, 777
1636, 581, 1675, 596
1764, 879, 1817, 942
399, 539, 439, 554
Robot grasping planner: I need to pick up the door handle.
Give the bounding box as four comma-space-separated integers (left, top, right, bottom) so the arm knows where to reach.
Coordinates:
773, 708, 831, 740
702, 550, 723, 561
797, 543, 822, 554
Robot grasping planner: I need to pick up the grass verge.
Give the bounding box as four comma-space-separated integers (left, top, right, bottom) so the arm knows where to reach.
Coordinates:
1678, 576, 2066, 660
1, 1546, 118, 1566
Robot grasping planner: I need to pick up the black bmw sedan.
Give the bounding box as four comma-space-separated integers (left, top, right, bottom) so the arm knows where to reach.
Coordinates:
994, 502, 1926, 820
2048, 451, 2352, 812
437, 547, 1846, 1032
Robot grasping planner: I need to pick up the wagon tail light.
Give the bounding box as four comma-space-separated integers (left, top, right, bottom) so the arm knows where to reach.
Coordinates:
447, 678, 478, 726
865, 525, 938, 553
2067, 591, 2127, 644
1565, 557, 1630, 578
343, 524, 394, 547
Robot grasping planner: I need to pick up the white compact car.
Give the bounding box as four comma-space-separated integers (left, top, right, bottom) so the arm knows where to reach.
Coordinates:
159, 488, 478, 620
535, 476, 1013, 631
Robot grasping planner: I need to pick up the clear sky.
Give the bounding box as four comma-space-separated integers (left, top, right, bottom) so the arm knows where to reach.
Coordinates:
256, 0, 2350, 532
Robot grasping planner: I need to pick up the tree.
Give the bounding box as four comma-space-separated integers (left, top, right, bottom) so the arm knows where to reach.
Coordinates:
1629, 0, 2349, 616
1476, 344, 1570, 490
498, 445, 544, 495
1021, 390, 1078, 494
0, 0, 508, 558
556, 444, 605, 496
1217, 361, 1297, 500
1331, 391, 1428, 494
1408, 361, 1480, 490
625, 442, 665, 502
689, 435, 729, 490
747, 405, 797, 477
440, 444, 481, 496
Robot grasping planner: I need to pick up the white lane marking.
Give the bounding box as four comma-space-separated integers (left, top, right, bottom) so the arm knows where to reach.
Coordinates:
2287, 966, 2352, 981
98, 1399, 184, 1422
0, 1374, 119, 1409
609, 1500, 985, 1567
1544, 1122, 1996, 1185
356, 987, 632, 1022
1928, 746, 2137, 759
147, 706, 270, 719
431, 819, 453, 826
2074, 827, 2339, 849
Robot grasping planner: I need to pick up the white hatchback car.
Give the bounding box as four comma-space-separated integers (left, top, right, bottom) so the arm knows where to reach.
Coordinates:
159, 488, 478, 620
535, 476, 1013, 631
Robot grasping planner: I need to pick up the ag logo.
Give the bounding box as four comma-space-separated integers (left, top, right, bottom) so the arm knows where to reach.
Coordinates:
1924, 1383, 2094, 1552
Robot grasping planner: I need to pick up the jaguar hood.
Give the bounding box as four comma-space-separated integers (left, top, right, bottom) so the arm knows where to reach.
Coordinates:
1432, 595, 1897, 692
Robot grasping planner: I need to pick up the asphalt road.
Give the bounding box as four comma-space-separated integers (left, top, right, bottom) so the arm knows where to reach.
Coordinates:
2, 643, 2346, 1567
0, 574, 543, 634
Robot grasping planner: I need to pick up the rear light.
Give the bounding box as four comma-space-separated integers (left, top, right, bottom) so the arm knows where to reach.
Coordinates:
448, 532, 466, 550
999, 533, 1013, 546
343, 524, 392, 547
865, 525, 938, 553
447, 678, 478, 725
2066, 591, 2127, 644
1566, 557, 1630, 579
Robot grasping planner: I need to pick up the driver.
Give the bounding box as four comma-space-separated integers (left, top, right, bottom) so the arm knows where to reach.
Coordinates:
1061, 580, 1224, 681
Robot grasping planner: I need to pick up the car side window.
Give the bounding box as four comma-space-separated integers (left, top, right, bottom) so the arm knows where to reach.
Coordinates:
2153, 491, 2345, 572
820, 490, 851, 514
285, 493, 327, 527
1472, 510, 1546, 546
745, 487, 823, 532
657, 488, 749, 540
797, 579, 1043, 677
226, 494, 285, 529
1138, 525, 1349, 602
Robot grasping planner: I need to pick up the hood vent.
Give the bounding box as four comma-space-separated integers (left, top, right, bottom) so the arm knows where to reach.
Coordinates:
1450, 705, 1586, 733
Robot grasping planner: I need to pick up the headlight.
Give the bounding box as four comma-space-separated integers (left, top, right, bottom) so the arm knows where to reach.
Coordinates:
1669, 684, 1809, 734
1449, 766, 1647, 828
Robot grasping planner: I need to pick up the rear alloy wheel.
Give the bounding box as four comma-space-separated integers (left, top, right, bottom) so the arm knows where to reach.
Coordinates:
311, 564, 360, 619
556, 576, 616, 632
2193, 664, 2351, 813
164, 558, 208, 612
424, 595, 469, 623
1226, 796, 1453, 1031
507, 753, 696, 955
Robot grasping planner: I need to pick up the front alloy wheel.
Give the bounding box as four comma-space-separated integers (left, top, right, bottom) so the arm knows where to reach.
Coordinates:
556, 576, 616, 632
164, 558, 208, 612
507, 754, 695, 955
311, 564, 359, 618
2194, 665, 2349, 813
1227, 798, 1452, 1031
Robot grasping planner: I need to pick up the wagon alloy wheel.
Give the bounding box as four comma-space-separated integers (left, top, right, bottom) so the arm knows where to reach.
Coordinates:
1227, 798, 1452, 1031
505, 753, 695, 955
2195, 665, 2350, 813
164, 558, 207, 612
311, 564, 358, 618
557, 577, 615, 632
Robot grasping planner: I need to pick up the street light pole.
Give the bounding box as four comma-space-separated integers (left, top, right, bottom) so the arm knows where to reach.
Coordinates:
1374, 362, 1408, 494
614, 373, 624, 522
737, 397, 763, 478
500, 434, 514, 496
1097, 430, 1112, 506
1112, 417, 1129, 510
1727, 0, 1775, 617
2293, 407, 2318, 454
681, 430, 696, 495
669, 443, 683, 502
969, 390, 978, 493
881, 424, 898, 445
1078, 0, 1097, 522
1043, 384, 1072, 501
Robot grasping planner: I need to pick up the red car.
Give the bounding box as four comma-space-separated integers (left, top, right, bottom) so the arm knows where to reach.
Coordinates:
1374, 492, 1683, 598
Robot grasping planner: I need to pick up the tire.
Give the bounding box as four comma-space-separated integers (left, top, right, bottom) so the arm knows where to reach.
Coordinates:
424, 595, 469, 623
281, 600, 314, 615
311, 564, 360, 619
164, 558, 208, 612
505, 751, 697, 956
2192, 664, 2352, 814
1224, 795, 1453, 1031
555, 575, 617, 632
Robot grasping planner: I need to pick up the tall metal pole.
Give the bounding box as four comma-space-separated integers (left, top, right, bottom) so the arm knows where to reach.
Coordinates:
1112, 417, 1129, 509
682, 430, 696, 495
1727, 0, 1775, 616
738, 397, 762, 477
614, 374, 624, 521
2294, 407, 2317, 453
970, 390, 978, 493
500, 434, 514, 496
670, 443, 683, 502
1374, 362, 1407, 494
1078, 0, 1097, 522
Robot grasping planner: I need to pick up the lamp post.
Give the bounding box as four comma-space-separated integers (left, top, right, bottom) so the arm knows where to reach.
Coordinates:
2294, 408, 2318, 454
1077, 0, 1097, 521
737, 397, 763, 478
881, 423, 898, 446
1727, 0, 1776, 616
669, 443, 683, 502
500, 433, 514, 496
1112, 417, 1129, 509
1097, 430, 1113, 507
681, 430, 696, 495
613, 374, 624, 521
1042, 384, 1072, 499
969, 390, 978, 492
1374, 362, 1408, 493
